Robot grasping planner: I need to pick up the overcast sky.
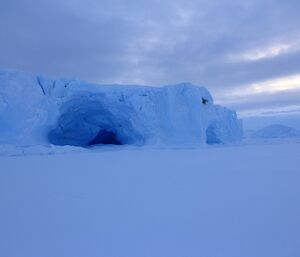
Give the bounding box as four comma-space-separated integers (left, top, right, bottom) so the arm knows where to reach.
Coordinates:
1, 0, 300, 126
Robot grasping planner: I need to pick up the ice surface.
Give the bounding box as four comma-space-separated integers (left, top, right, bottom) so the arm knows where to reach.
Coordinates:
0, 69, 242, 147
1, 142, 299, 257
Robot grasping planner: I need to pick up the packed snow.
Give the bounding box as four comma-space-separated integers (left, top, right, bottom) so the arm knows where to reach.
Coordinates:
1, 142, 300, 257
0, 69, 242, 147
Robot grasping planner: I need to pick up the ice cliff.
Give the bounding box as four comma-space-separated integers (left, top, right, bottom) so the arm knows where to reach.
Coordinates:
0, 70, 242, 147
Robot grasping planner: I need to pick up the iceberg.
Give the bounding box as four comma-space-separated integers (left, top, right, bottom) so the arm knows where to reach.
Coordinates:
252, 124, 300, 139
0, 69, 243, 147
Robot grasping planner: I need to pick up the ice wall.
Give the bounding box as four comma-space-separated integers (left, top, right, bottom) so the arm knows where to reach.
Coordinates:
0, 70, 243, 146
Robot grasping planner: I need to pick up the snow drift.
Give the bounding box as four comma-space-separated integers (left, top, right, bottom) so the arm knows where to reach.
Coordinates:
0, 70, 242, 147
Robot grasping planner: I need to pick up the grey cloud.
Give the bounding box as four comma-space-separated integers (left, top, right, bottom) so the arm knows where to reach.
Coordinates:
1, 0, 300, 111
219, 89, 300, 111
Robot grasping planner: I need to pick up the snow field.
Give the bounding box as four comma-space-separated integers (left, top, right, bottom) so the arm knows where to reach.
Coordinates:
1, 142, 299, 257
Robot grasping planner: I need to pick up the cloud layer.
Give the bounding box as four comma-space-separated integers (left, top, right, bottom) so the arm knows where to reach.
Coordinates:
1, 0, 300, 116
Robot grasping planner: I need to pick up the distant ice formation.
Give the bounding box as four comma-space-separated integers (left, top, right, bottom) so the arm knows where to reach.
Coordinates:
0, 70, 243, 147
251, 124, 300, 139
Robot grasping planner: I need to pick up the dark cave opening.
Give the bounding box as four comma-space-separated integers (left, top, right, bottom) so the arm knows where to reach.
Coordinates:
206, 124, 222, 144
47, 99, 143, 147
87, 129, 122, 146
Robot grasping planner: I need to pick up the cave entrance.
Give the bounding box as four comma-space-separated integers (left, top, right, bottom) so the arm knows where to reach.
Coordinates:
88, 129, 122, 146
206, 124, 222, 144
47, 99, 143, 147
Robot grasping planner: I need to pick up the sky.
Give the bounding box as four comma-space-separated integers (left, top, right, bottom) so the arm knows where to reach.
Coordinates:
1, 0, 300, 129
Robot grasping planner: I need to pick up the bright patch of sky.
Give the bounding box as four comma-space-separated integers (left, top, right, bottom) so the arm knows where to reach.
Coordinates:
218, 73, 300, 99
229, 40, 300, 62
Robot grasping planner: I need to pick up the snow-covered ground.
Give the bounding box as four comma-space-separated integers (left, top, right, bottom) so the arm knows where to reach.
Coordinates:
1, 140, 300, 257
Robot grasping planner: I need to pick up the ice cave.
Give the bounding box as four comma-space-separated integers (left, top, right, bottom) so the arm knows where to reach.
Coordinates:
47, 99, 143, 147
0, 70, 243, 147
